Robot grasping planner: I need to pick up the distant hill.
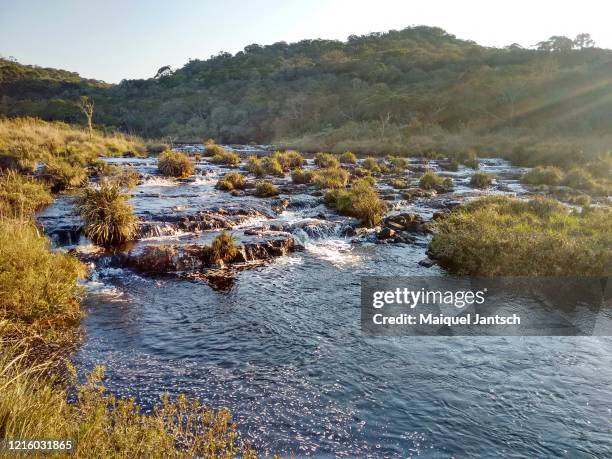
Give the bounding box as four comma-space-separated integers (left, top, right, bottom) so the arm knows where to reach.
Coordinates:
2, 26, 611, 146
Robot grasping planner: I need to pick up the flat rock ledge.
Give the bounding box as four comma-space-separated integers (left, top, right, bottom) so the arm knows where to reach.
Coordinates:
114, 236, 298, 274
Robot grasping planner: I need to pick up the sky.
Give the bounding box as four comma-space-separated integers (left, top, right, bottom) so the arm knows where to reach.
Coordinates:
1, 0, 610, 83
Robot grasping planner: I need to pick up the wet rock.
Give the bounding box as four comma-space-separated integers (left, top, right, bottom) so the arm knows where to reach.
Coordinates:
383, 213, 431, 233
402, 188, 436, 201
271, 198, 290, 213
418, 258, 435, 268
137, 207, 271, 238
377, 227, 396, 239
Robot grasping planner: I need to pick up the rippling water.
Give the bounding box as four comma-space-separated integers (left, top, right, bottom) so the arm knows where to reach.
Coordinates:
40, 152, 612, 457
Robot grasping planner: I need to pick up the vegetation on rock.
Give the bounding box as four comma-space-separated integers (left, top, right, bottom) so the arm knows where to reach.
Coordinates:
325, 178, 385, 226
157, 151, 194, 177
469, 171, 495, 188
254, 180, 279, 197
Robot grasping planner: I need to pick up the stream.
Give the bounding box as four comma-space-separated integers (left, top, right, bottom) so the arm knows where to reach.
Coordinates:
38, 148, 612, 457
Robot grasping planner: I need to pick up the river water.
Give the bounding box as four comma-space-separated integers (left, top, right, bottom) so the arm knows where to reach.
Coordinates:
38, 150, 612, 457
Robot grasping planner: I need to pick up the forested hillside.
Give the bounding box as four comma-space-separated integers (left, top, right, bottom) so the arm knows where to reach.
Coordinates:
1, 26, 611, 149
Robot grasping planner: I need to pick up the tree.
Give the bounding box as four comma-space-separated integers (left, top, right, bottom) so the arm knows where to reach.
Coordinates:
154, 65, 173, 78
574, 33, 595, 49
76, 96, 94, 138
536, 36, 574, 52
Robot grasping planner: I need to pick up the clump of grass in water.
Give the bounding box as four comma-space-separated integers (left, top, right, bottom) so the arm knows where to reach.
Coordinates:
272, 150, 304, 170
158, 150, 195, 177
419, 171, 453, 191
210, 231, 239, 264
291, 168, 317, 184
314, 152, 340, 169
428, 196, 612, 276
325, 178, 386, 227
216, 172, 246, 191
361, 157, 381, 174
210, 150, 240, 166
254, 180, 279, 197
314, 167, 349, 189
77, 184, 138, 248
339, 151, 357, 164
469, 171, 494, 188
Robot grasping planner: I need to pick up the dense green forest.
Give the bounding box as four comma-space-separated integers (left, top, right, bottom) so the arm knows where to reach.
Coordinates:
1, 26, 611, 151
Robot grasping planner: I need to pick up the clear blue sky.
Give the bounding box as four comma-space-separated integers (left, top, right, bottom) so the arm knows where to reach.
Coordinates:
1, 0, 610, 83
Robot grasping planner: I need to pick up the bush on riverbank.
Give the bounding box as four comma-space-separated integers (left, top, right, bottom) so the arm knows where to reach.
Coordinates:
77, 185, 138, 248
325, 178, 385, 226
0, 345, 256, 458
314, 167, 349, 189
216, 172, 246, 191
0, 170, 53, 218
521, 166, 563, 186
0, 219, 85, 342
158, 151, 194, 177
428, 196, 612, 276
254, 180, 279, 197
469, 171, 494, 188
314, 152, 340, 169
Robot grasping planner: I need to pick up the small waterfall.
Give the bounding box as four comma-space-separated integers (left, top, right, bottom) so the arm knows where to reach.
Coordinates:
138, 222, 189, 239
286, 219, 354, 244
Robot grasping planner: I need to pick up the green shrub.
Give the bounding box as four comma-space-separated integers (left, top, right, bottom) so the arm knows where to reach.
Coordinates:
325, 178, 385, 226
0, 171, 53, 218
216, 172, 246, 191
469, 171, 494, 188
429, 196, 612, 276
291, 168, 316, 184
158, 151, 194, 177
522, 166, 563, 186
210, 150, 240, 166
390, 179, 409, 189
362, 157, 381, 174
314, 167, 349, 189
145, 142, 170, 155
77, 185, 138, 248
246, 156, 265, 176
210, 231, 238, 263
261, 156, 284, 176
254, 180, 279, 197
314, 152, 340, 169
0, 219, 84, 337
339, 151, 357, 164
272, 150, 304, 170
